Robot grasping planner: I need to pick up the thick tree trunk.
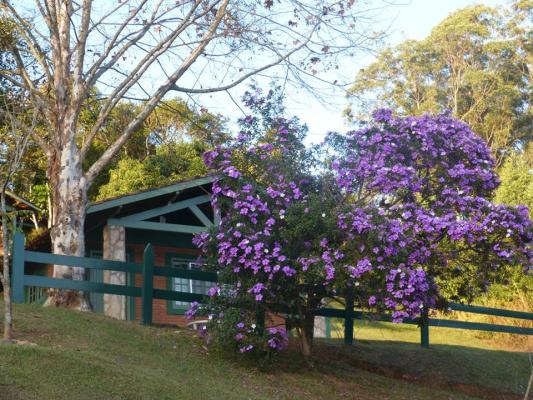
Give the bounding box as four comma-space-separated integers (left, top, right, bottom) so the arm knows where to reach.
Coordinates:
44, 142, 91, 310
296, 299, 316, 367
298, 315, 315, 367
1, 196, 13, 341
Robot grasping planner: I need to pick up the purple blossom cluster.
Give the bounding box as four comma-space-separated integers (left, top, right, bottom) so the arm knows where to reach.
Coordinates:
195, 142, 307, 297
330, 110, 532, 319
266, 327, 289, 350
232, 321, 288, 353
185, 301, 200, 320
335, 110, 499, 200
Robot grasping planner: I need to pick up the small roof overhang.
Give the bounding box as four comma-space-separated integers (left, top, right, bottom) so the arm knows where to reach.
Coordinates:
87, 176, 214, 215
4, 190, 41, 213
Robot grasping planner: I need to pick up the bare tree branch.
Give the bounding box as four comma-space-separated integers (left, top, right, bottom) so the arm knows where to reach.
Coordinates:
0, 0, 53, 83
85, 0, 230, 185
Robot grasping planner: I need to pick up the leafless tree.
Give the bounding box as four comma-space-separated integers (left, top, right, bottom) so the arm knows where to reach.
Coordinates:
0, 94, 35, 341
0, 0, 389, 308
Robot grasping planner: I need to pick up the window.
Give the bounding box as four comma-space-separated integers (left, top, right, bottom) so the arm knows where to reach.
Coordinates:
168, 256, 215, 313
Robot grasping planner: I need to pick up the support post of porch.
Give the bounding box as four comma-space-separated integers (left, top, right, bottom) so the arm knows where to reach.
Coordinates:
103, 224, 127, 320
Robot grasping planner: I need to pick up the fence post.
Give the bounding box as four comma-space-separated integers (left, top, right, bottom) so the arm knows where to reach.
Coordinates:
141, 243, 154, 325
420, 307, 429, 348
344, 289, 354, 345
11, 232, 25, 304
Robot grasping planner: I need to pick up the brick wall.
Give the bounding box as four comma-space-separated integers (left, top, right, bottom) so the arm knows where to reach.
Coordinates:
129, 243, 199, 326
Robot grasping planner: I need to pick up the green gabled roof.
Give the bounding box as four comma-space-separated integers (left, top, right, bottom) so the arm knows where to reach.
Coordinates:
86, 176, 214, 215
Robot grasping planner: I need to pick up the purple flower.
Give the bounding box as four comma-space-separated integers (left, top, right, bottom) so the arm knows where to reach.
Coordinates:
185, 302, 199, 320
223, 166, 241, 179
239, 344, 254, 353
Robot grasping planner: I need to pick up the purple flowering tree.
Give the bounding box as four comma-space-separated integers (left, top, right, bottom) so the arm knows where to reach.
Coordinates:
193, 87, 346, 361
330, 109, 532, 318
192, 90, 532, 363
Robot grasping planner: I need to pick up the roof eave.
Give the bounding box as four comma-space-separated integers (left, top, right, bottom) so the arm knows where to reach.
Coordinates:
86, 175, 214, 215
4, 190, 41, 212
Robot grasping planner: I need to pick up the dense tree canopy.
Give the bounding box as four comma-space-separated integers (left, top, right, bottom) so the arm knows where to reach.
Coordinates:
6, 98, 226, 218
346, 2, 533, 165
90, 98, 227, 200
333, 110, 532, 304
494, 153, 533, 216
96, 141, 210, 200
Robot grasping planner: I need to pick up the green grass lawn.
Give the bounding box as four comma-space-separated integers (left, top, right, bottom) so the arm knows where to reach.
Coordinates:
0, 302, 530, 400
326, 318, 532, 396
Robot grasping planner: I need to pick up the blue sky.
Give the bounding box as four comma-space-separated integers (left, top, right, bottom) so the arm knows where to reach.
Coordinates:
192, 0, 508, 144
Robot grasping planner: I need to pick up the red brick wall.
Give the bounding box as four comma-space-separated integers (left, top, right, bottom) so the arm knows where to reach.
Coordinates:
128, 243, 199, 327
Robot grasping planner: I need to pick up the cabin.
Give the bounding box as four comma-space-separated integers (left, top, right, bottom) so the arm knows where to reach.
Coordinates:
25, 176, 329, 335
28, 176, 215, 326
0, 191, 40, 257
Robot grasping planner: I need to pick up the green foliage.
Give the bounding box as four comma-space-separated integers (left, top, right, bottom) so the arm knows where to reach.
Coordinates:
347, 2, 532, 165
0, 16, 21, 93
96, 141, 209, 200
3, 95, 226, 205
87, 98, 227, 200
193, 301, 285, 368
25, 183, 48, 216
25, 226, 48, 243
489, 152, 533, 308
494, 153, 533, 216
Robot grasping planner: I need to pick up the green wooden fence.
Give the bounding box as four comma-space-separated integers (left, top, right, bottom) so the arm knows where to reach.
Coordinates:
11, 232, 217, 326
11, 232, 533, 348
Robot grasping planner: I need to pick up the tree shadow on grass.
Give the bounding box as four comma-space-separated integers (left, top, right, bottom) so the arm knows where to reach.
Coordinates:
271, 338, 530, 400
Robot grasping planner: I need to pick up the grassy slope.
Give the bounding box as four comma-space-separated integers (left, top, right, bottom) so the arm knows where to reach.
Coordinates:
0, 303, 530, 400
328, 318, 532, 395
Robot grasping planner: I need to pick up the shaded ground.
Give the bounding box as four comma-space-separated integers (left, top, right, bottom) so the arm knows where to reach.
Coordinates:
0, 302, 530, 400
327, 317, 532, 395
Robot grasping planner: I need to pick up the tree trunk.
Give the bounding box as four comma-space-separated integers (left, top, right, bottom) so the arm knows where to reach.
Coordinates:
300, 331, 312, 360
1, 194, 13, 341
44, 143, 91, 310
296, 299, 316, 367
303, 310, 315, 352
298, 314, 315, 367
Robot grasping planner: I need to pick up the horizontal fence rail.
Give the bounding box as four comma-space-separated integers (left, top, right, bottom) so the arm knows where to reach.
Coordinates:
12, 232, 216, 325
447, 302, 533, 320
11, 232, 533, 348
24, 250, 142, 273
428, 317, 533, 335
